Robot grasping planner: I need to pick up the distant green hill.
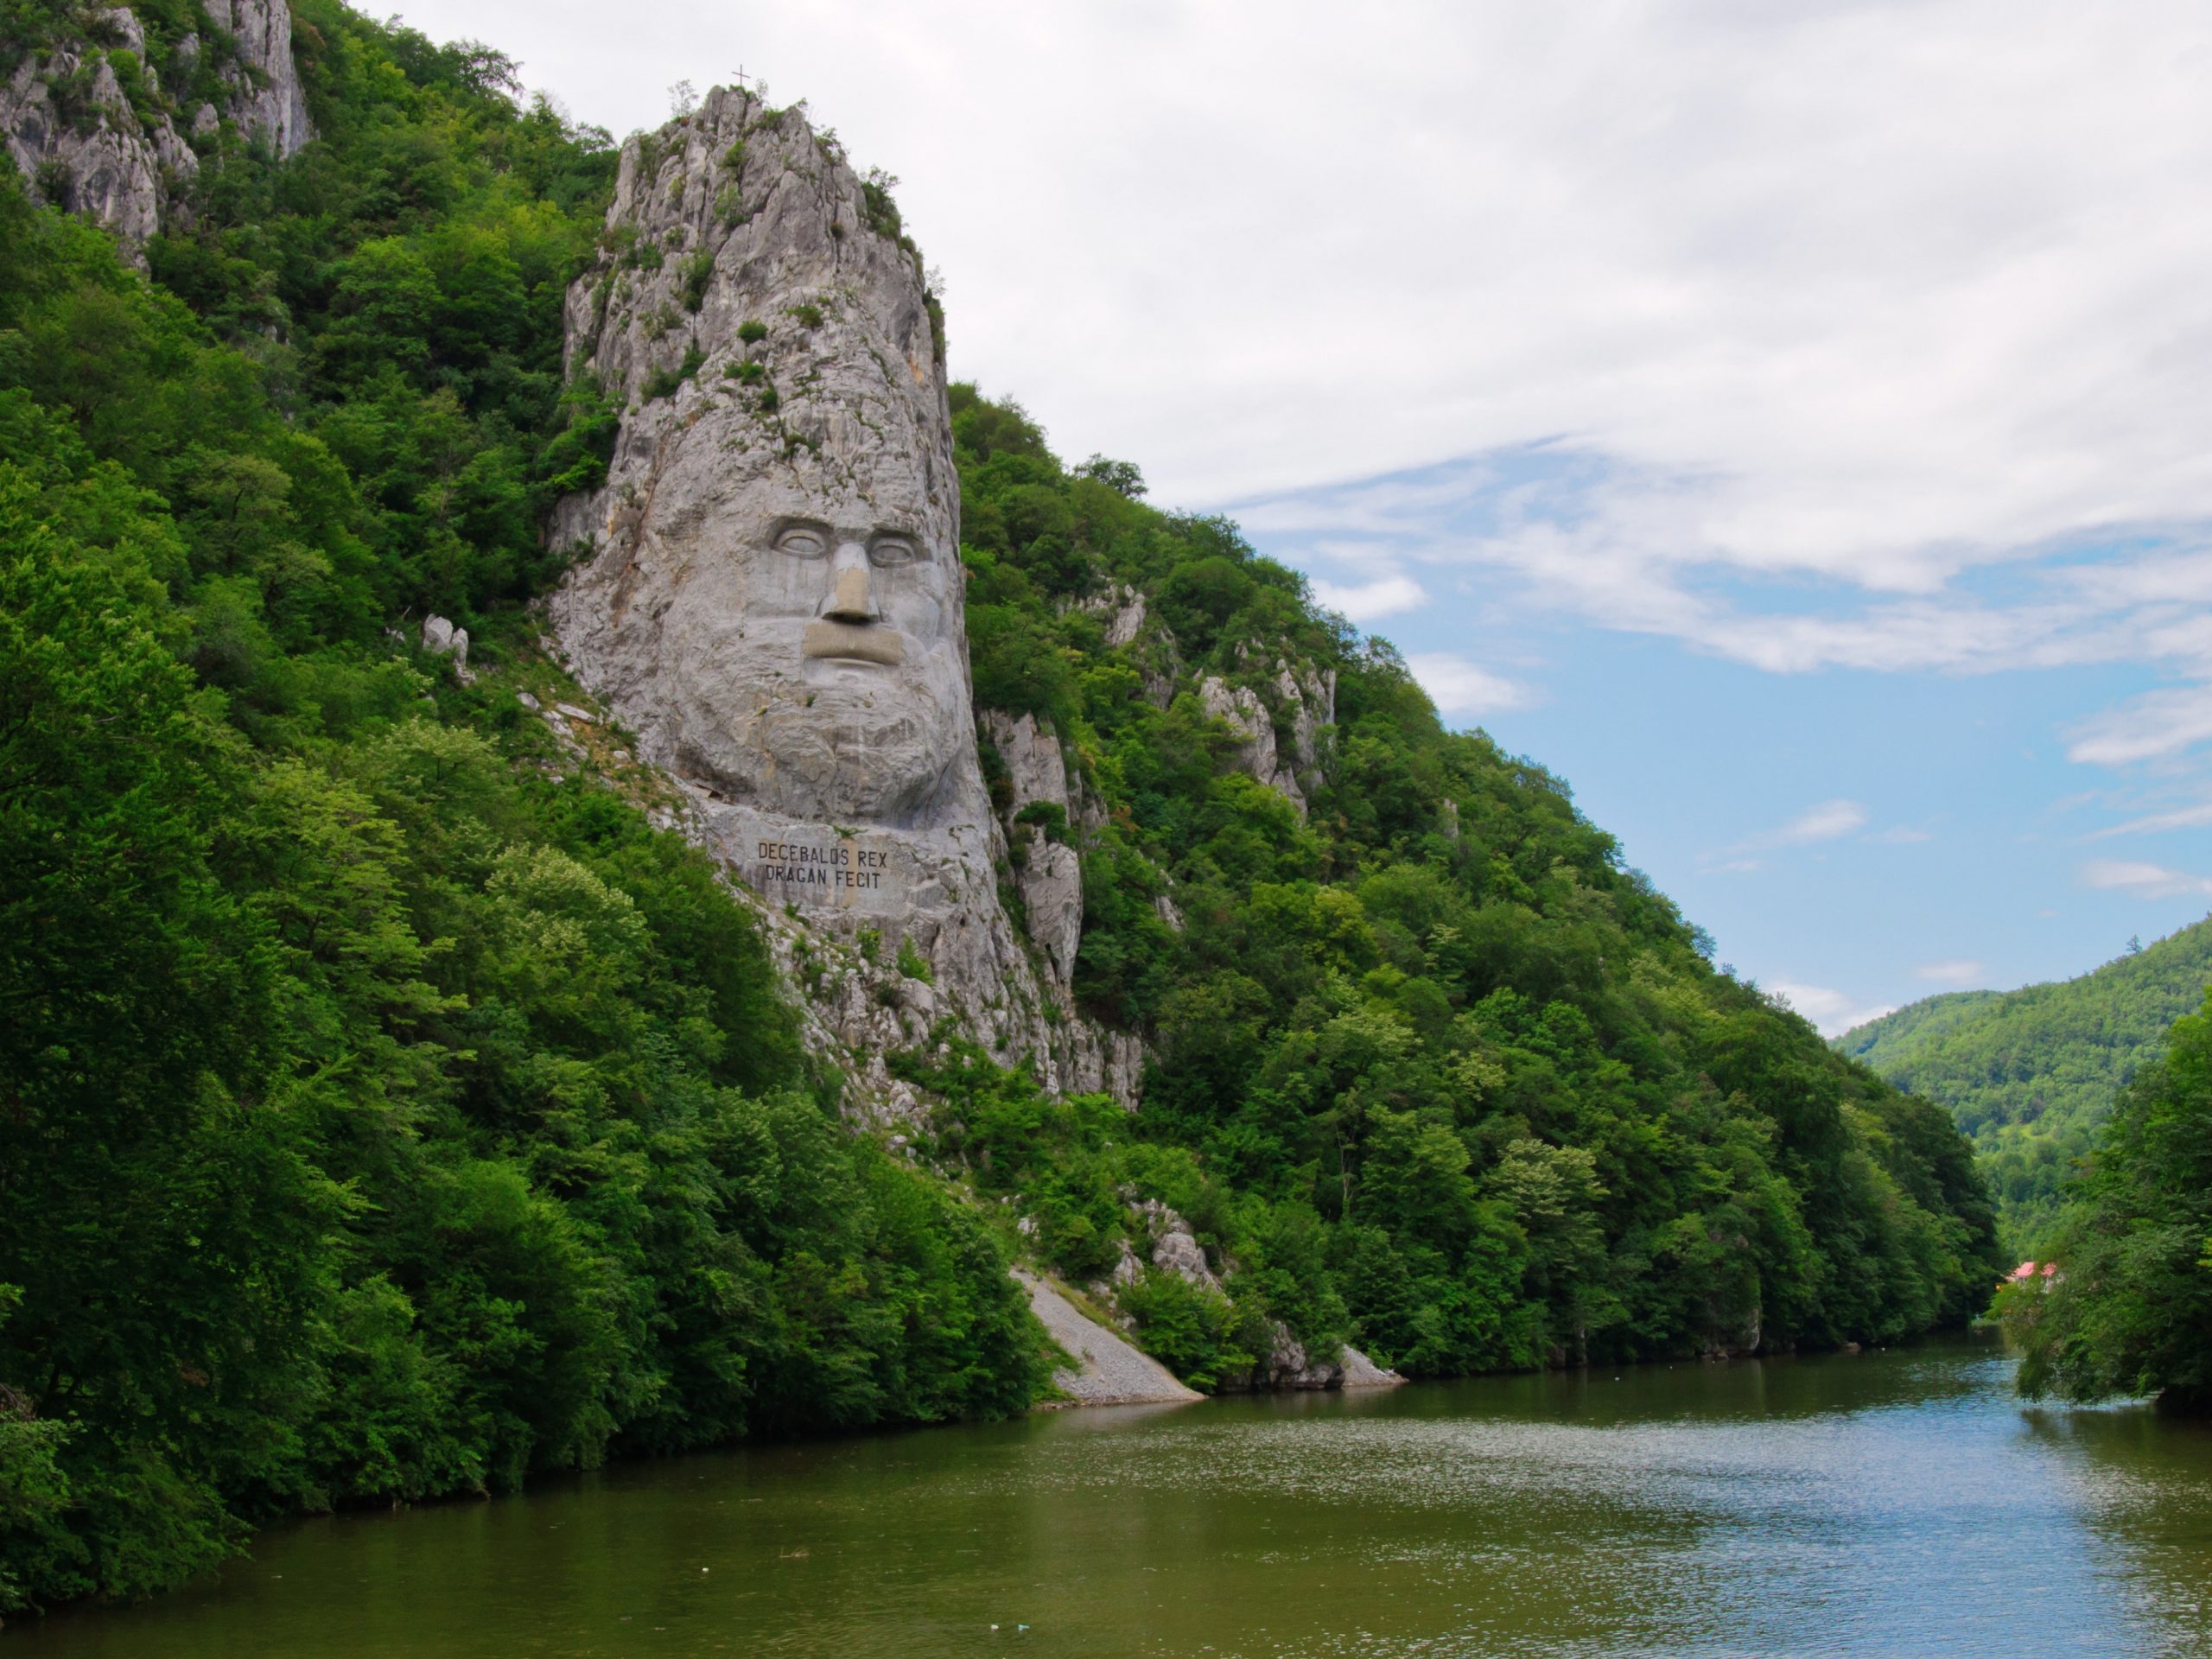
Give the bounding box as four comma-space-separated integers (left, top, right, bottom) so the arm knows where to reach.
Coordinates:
1838, 918, 2212, 1253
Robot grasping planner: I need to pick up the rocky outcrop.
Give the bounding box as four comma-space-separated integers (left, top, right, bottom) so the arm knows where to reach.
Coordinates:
1196, 660, 1334, 815
1339, 1346, 1409, 1389
1198, 677, 1288, 805
420, 614, 470, 673
1016, 1269, 1201, 1408
205, 0, 312, 159
1133, 1198, 1224, 1294
2, 1, 310, 258
1269, 659, 1335, 787
547, 88, 1140, 1108
980, 711, 1083, 987
1230, 1326, 1408, 1393
1265, 1323, 1341, 1390
1076, 582, 1147, 649
4, 48, 170, 250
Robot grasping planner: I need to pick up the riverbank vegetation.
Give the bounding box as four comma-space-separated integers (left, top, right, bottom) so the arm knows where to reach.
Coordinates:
2001, 988, 2212, 1412
2, 0, 1996, 1618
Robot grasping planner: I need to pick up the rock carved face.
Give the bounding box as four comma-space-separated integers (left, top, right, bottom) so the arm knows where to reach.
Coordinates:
666, 475, 969, 825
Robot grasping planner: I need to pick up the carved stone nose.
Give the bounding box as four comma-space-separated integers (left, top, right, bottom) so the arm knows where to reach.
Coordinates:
822, 563, 877, 623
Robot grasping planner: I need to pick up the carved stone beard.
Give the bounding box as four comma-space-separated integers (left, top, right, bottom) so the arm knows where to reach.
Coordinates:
669, 633, 970, 823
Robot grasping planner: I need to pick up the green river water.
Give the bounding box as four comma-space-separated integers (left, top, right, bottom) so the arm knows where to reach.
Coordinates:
9, 1334, 2210, 1657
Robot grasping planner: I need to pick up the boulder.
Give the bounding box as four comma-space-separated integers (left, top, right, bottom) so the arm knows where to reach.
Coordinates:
420, 614, 469, 670
1265, 1322, 1342, 1390
1338, 1345, 1408, 1389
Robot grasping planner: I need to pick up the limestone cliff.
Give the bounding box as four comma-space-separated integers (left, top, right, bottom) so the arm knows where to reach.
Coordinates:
548, 87, 1140, 1109
2, 2, 310, 259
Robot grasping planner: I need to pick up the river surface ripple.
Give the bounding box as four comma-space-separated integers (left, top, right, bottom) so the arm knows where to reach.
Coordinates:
10, 1334, 2211, 1658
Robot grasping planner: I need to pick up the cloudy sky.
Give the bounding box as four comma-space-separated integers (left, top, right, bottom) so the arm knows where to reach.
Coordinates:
401, 0, 2212, 1030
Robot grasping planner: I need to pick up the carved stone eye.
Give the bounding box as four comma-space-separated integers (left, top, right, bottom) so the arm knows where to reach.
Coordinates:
777, 525, 829, 557
870, 536, 919, 568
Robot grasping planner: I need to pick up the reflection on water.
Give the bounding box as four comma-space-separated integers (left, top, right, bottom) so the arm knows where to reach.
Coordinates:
9, 1334, 2210, 1657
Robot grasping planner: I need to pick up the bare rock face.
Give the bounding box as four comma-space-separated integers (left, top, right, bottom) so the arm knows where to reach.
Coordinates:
550, 88, 1139, 1105
206, 0, 311, 159
981, 711, 1083, 986
4, 50, 165, 248
2, 0, 311, 258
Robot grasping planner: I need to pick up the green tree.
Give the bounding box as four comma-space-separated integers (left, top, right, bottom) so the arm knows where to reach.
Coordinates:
2004, 989, 2212, 1410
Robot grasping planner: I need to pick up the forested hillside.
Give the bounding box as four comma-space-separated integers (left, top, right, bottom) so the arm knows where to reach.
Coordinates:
1838, 919, 2212, 1252
2, 0, 1994, 1617
932, 388, 1997, 1390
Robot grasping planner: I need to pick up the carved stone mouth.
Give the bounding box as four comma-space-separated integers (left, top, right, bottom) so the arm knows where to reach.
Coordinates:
803, 620, 906, 665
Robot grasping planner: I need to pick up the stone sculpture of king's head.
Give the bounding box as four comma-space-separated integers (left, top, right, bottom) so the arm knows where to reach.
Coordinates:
549, 88, 1140, 1103
550, 86, 985, 839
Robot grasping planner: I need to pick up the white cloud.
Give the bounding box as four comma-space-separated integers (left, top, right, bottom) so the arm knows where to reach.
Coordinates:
397, 1, 2212, 562
2088, 799, 2212, 838
392, 0, 2212, 772
1310, 573, 1426, 622
1914, 959, 1985, 984
2080, 858, 2212, 898
1771, 799, 1870, 846
1404, 653, 1537, 719
1770, 981, 1896, 1038
2065, 685, 2212, 766
1706, 799, 1869, 867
